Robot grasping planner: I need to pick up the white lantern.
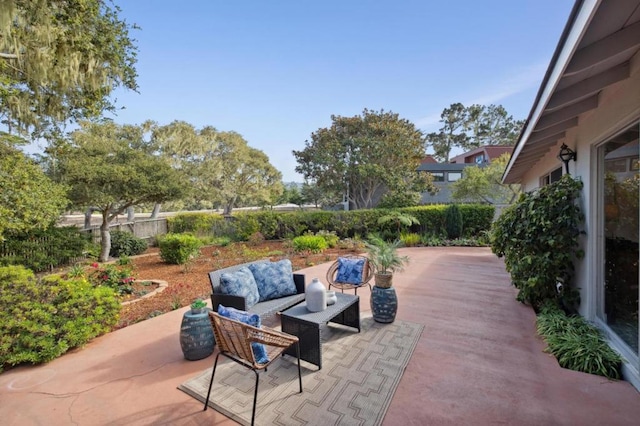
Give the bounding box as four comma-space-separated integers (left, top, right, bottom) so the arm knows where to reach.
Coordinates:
306, 278, 327, 312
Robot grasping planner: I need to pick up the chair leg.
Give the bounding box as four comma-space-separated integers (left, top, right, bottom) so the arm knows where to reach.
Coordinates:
296, 342, 302, 393
203, 353, 221, 411
251, 369, 260, 426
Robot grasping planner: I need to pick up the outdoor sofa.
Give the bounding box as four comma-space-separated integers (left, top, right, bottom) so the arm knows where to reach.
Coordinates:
208, 259, 306, 320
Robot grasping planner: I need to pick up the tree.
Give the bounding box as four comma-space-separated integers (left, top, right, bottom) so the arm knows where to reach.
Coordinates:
212, 131, 283, 215
293, 109, 433, 210
0, 0, 139, 135
423, 103, 469, 162
301, 181, 331, 208
463, 104, 523, 149
0, 134, 68, 240
51, 120, 187, 261
424, 103, 523, 161
278, 183, 306, 208
451, 153, 521, 204
149, 120, 222, 214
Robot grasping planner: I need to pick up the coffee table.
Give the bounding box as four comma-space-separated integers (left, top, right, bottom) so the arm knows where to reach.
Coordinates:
281, 292, 360, 369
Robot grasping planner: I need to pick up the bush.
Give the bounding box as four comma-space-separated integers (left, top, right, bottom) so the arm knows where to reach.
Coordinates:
0, 226, 89, 272
109, 231, 148, 257
292, 235, 328, 253
445, 204, 463, 239
491, 175, 584, 307
316, 230, 339, 248
158, 233, 203, 265
400, 232, 421, 247
536, 302, 622, 379
89, 262, 136, 295
0, 265, 120, 371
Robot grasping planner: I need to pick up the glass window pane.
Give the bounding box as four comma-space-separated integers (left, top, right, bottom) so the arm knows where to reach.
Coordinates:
448, 172, 461, 182
601, 125, 639, 353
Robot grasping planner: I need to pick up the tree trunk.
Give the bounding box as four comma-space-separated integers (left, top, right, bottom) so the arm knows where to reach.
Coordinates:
99, 213, 111, 262
127, 206, 135, 222
84, 207, 98, 229
150, 203, 161, 218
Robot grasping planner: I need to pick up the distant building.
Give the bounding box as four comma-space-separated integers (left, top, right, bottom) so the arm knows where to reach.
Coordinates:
418, 145, 513, 204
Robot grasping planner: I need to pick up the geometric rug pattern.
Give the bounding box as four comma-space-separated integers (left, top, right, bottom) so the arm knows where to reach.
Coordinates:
178, 316, 424, 426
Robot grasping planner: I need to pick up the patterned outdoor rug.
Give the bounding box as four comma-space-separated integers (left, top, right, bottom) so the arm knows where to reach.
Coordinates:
178, 316, 423, 426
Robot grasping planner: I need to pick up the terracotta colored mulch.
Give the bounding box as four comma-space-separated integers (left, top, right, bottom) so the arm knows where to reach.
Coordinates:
117, 241, 359, 329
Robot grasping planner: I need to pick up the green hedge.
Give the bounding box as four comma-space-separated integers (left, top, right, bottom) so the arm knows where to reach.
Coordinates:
167, 204, 494, 242
0, 226, 89, 272
0, 265, 120, 371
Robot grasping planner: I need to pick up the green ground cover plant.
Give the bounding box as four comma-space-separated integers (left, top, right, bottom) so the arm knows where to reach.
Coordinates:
536, 302, 622, 379
0, 265, 120, 372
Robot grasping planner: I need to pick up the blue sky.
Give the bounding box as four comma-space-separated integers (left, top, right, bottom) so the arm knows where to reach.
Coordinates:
106, 0, 575, 182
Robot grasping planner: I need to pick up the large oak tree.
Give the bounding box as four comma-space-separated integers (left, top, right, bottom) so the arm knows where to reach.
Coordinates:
0, 0, 138, 135
51, 120, 186, 261
293, 109, 431, 210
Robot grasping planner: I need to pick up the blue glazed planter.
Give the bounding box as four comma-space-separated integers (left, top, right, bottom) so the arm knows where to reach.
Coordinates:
371, 286, 398, 323
180, 308, 215, 360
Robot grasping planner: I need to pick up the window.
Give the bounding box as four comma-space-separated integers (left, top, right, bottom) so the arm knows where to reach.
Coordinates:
448, 172, 461, 182
430, 172, 444, 182
540, 167, 562, 186
474, 154, 484, 164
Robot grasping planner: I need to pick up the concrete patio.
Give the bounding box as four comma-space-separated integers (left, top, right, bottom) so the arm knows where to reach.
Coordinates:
1, 247, 639, 425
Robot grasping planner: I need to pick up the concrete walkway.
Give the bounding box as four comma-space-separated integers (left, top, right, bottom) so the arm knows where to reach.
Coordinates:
1, 247, 639, 425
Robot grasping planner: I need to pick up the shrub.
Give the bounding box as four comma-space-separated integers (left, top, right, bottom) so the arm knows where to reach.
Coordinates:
316, 230, 339, 248
158, 233, 203, 265
491, 175, 584, 308
536, 302, 622, 379
292, 235, 328, 253
0, 226, 89, 272
445, 204, 463, 239
89, 262, 136, 295
109, 231, 148, 257
400, 232, 421, 247
0, 265, 120, 371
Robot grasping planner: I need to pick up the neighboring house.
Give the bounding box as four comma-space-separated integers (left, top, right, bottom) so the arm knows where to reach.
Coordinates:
503, 0, 640, 390
419, 146, 513, 204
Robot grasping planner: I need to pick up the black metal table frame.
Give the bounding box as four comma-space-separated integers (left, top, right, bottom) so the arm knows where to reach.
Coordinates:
281, 293, 360, 370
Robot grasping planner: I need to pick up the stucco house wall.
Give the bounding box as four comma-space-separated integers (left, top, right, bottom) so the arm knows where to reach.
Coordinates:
516, 50, 640, 389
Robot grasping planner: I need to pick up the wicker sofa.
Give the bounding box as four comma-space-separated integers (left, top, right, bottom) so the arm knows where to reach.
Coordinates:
208, 259, 306, 320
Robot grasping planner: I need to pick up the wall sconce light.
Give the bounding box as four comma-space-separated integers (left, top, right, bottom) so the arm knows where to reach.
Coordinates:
557, 143, 577, 174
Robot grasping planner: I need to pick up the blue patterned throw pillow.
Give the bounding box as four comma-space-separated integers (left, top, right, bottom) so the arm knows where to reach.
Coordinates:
336, 257, 365, 285
248, 259, 297, 302
220, 267, 260, 308
217, 305, 269, 364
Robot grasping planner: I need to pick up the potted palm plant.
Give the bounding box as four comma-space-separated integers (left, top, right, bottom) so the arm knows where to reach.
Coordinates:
364, 235, 410, 288
364, 235, 410, 323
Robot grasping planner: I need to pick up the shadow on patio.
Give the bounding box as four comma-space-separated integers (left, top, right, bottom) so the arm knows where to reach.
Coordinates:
1, 247, 639, 425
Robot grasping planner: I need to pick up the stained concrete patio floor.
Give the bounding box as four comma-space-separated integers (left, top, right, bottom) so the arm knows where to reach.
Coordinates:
1, 247, 639, 425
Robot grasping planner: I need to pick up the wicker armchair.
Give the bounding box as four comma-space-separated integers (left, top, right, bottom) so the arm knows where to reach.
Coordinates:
203, 311, 302, 426
326, 255, 375, 294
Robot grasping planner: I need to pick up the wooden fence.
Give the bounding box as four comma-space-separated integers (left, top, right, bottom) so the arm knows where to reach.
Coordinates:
81, 218, 168, 244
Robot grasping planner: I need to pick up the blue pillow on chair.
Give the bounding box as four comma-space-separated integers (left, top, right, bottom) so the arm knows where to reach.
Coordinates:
336, 257, 365, 285
248, 259, 297, 302
217, 305, 269, 364
220, 267, 260, 308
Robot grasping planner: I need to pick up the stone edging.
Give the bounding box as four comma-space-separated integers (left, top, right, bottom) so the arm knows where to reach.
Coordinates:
121, 279, 168, 306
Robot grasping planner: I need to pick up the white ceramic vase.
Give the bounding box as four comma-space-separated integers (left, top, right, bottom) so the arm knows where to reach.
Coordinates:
306, 278, 327, 312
